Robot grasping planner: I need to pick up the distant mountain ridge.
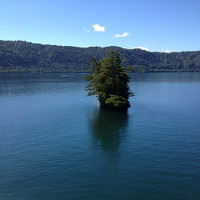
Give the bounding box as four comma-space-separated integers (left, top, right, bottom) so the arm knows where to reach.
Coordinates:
0, 40, 200, 72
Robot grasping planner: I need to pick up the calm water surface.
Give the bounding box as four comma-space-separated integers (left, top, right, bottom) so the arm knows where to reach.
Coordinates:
0, 73, 200, 200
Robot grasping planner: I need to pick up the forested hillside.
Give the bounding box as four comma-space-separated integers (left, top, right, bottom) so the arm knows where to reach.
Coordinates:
0, 40, 200, 72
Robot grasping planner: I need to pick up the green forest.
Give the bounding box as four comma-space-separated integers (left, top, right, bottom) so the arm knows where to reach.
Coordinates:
0, 40, 200, 73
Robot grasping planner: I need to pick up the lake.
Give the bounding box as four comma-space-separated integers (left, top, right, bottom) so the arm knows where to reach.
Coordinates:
0, 72, 200, 200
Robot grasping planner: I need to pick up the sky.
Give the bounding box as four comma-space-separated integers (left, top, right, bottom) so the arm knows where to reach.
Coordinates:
0, 0, 200, 52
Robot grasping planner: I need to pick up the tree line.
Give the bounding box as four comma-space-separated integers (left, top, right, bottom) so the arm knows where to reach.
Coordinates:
0, 40, 200, 73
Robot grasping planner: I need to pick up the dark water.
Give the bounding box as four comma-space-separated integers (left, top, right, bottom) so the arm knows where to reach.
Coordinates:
0, 73, 200, 200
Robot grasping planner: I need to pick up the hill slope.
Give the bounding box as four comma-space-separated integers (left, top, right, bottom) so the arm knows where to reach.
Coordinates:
0, 40, 200, 72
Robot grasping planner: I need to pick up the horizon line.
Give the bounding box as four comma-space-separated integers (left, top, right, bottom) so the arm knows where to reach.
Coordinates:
1, 39, 199, 53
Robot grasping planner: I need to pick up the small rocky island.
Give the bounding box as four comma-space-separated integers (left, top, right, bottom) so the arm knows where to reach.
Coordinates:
84, 51, 133, 110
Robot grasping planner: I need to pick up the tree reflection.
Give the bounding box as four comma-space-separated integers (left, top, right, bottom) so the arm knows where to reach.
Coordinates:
90, 108, 128, 152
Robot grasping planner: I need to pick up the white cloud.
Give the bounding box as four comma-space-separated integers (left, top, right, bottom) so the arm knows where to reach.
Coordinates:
162, 49, 171, 53
92, 24, 105, 32
131, 47, 149, 51
83, 27, 90, 32
115, 32, 129, 38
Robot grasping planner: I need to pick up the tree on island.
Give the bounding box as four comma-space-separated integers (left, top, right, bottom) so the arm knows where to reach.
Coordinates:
84, 51, 133, 110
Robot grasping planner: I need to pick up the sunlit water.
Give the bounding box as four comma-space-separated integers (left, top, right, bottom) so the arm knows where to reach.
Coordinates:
0, 73, 200, 200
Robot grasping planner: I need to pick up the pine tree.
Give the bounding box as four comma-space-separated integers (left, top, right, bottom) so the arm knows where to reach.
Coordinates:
84, 51, 133, 110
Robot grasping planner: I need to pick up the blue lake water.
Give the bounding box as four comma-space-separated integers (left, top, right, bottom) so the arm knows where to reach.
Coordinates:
0, 72, 200, 200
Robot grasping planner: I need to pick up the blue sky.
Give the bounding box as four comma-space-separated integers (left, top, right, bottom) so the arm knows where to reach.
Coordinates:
0, 0, 200, 52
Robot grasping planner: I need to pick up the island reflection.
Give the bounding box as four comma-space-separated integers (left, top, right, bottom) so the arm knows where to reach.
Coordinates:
89, 108, 129, 152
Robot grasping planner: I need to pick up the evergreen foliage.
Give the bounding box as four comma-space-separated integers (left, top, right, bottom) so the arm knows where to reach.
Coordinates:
0, 40, 200, 72
84, 51, 133, 110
